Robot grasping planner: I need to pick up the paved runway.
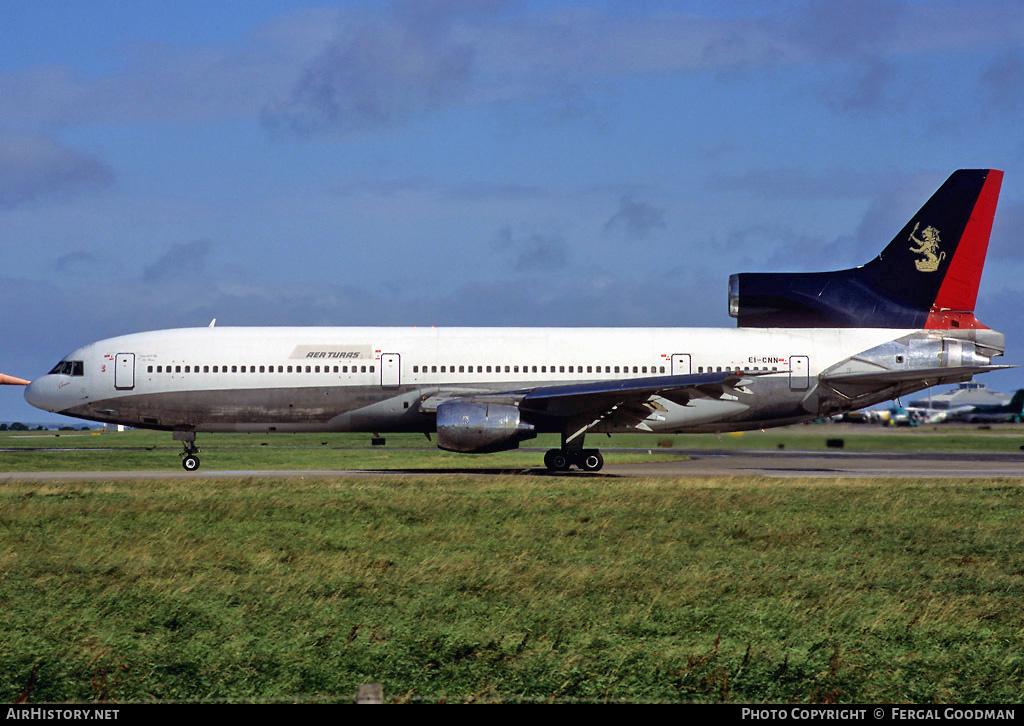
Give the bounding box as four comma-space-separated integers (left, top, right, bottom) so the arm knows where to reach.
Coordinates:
604, 449, 1024, 478
3, 448, 1023, 480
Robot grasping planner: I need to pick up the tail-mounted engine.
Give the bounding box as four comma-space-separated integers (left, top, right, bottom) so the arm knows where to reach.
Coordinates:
818, 329, 1007, 404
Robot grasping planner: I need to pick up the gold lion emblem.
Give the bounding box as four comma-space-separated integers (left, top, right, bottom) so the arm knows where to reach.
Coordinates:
909, 222, 945, 273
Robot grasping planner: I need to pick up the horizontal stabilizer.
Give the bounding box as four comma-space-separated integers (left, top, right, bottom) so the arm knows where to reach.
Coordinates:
821, 364, 1014, 386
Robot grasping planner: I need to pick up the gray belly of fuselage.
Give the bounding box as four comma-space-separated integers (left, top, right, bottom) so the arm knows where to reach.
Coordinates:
59, 376, 822, 435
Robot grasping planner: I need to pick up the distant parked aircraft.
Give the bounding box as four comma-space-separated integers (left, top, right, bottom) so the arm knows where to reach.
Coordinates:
953, 389, 1024, 423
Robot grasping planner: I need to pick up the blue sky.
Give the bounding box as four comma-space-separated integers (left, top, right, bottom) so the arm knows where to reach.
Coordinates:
3, 0, 1024, 423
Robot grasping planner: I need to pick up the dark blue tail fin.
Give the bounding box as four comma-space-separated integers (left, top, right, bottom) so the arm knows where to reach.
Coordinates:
729, 169, 1003, 329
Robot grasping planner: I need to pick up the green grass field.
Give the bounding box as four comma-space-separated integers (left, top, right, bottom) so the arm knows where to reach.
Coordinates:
3, 424, 1024, 473
2, 429, 1023, 703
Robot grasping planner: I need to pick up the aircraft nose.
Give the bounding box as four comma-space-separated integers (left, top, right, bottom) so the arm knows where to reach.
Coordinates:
24, 377, 62, 413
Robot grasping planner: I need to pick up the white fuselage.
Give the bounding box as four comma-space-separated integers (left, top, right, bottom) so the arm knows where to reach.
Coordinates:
25, 325, 922, 435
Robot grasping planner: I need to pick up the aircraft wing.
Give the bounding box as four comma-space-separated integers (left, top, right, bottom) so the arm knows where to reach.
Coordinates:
419, 371, 755, 438
421, 371, 751, 412
518, 371, 751, 415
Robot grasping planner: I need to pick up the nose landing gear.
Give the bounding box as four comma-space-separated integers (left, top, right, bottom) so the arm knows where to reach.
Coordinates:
181, 448, 200, 471
174, 430, 200, 471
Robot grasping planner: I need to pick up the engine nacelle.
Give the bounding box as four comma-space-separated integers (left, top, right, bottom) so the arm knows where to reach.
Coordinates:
436, 401, 536, 453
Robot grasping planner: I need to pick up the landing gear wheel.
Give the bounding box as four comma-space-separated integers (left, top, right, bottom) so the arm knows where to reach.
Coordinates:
544, 449, 571, 471
575, 450, 604, 472
177, 434, 201, 471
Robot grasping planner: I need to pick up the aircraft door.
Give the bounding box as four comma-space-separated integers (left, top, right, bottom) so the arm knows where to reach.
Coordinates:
789, 355, 809, 390
114, 353, 135, 390
671, 354, 692, 375
381, 353, 400, 387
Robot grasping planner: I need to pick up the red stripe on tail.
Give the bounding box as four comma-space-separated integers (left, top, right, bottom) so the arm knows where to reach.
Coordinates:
925, 169, 1003, 330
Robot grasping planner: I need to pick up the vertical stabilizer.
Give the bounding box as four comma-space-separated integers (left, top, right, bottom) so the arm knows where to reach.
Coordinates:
729, 169, 1003, 329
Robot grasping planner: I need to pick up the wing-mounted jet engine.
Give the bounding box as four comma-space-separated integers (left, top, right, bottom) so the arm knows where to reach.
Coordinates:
436, 400, 537, 454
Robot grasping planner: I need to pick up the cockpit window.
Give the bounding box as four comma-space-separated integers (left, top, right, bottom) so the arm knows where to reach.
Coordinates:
48, 360, 84, 376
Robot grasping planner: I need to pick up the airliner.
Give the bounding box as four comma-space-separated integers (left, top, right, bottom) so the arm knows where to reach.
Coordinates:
24, 169, 1009, 472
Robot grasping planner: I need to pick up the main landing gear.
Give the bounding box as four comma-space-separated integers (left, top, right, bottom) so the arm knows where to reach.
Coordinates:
174, 431, 200, 471
543, 448, 604, 472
